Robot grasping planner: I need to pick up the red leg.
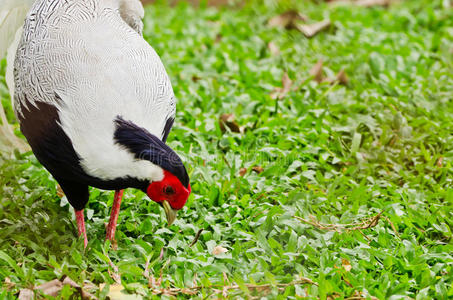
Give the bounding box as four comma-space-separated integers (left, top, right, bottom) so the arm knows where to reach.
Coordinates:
75, 209, 88, 248
106, 190, 124, 241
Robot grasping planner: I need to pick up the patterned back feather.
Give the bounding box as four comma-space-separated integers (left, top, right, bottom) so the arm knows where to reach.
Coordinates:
12, 0, 177, 181
0, 0, 145, 105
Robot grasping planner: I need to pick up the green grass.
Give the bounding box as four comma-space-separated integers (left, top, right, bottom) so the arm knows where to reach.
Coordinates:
1, 0, 452, 298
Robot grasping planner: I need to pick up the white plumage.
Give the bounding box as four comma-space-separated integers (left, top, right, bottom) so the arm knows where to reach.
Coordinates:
4, 0, 176, 181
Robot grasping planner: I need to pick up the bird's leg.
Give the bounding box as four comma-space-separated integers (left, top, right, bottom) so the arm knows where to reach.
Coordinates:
106, 190, 124, 242
75, 209, 88, 248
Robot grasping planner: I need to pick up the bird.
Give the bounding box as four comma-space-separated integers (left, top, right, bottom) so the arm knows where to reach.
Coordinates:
0, 0, 191, 247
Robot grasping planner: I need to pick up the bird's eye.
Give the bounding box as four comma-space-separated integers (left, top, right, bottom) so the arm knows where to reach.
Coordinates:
163, 186, 175, 195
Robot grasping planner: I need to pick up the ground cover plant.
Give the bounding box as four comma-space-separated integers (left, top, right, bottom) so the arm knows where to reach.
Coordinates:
0, 0, 452, 298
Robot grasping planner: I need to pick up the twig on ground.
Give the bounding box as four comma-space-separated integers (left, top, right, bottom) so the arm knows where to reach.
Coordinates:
189, 229, 204, 247
143, 257, 151, 278
106, 254, 121, 284
148, 278, 316, 296
358, 229, 372, 242
294, 211, 385, 234
382, 216, 400, 238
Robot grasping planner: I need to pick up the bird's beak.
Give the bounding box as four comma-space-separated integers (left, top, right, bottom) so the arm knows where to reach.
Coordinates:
162, 200, 177, 226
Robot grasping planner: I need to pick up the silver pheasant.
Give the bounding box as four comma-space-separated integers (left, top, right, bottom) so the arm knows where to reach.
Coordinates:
0, 0, 191, 247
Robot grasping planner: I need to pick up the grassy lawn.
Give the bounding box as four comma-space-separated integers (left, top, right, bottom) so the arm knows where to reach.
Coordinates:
1, 0, 452, 298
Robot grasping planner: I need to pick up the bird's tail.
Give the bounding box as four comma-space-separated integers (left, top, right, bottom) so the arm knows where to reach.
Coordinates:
0, 0, 34, 154
0, 0, 35, 57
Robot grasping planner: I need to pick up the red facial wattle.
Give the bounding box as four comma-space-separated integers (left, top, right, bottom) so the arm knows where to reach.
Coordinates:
146, 170, 191, 210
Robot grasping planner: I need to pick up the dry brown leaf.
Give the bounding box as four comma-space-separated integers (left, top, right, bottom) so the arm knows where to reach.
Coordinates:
239, 167, 247, 176
252, 166, 264, 174
309, 59, 324, 83
37, 279, 63, 297
296, 19, 331, 38
19, 277, 97, 300
268, 10, 308, 29
281, 72, 293, 93
267, 42, 280, 56
18, 289, 34, 300
4, 277, 14, 290
336, 69, 349, 85
215, 33, 222, 43
212, 245, 228, 255
62, 276, 97, 299
270, 72, 293, 99
342, 259, 352, 272
219, 114, 241, 133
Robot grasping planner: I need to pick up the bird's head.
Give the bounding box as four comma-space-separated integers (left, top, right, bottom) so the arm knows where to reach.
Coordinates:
146, 170, 191, 225
114, 117, 191, 225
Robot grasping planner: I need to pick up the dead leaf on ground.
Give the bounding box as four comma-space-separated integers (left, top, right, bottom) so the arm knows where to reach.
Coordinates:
267, 10, 308, 29
239, 167, 247, 176
219, 114, 241, 133
342, 259, 352, 272
252, 166, 264, 174
191, 75, 201, 82
212, 245, 228, 255
37, 279, 63, 297
270, 72, 293, 99
296, 19, 331, 38
18, 289, 34, 300
267, 42, 280, 56
18, 276, 96, 300
323, 68, 349, 85
215, 33, 222, 43
62, 276, 97, 299
4, 277, 14, 290
335, 69, 349, 85
309, 59, 324, 83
